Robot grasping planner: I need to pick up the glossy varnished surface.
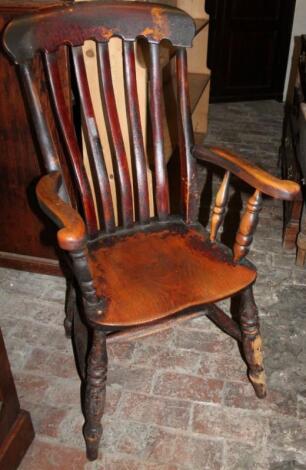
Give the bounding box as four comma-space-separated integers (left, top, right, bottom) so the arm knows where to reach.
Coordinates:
89, 222, 256, 327
193, 144, 301, 201
3, 1, 195, 63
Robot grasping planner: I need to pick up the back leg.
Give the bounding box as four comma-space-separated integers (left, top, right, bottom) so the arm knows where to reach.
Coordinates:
64, 280, 77, 338
238, 286, 267, 399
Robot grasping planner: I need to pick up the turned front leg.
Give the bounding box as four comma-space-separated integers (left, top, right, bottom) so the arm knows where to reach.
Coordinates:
239, 286, 266, 399
64, 281, 77, 338
84, 328, 108, 461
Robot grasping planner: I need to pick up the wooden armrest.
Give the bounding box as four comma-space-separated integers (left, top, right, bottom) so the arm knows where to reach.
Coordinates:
193, 144, 302, 201
36, 171, 86, 251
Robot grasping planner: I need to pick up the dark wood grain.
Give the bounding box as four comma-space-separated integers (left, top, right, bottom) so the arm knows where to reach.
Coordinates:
176, 47, 198, 223
97, 42, 134, 228
3, 1, 195, 63
207, 0, 296, 102
149, 42, 170, 219
0, 1, 74, 272
44, 51, 98, 236
193, 144, 302, 201
0, 329, 34, 470
123, 41, 150, 223
19, 62, 61, 173
71, 46, 115, 233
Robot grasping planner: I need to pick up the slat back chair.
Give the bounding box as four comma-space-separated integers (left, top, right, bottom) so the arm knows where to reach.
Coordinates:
3, 1, 301, 461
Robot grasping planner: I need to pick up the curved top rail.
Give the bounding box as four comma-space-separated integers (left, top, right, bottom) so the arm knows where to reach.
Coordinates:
3, 1, 195, 64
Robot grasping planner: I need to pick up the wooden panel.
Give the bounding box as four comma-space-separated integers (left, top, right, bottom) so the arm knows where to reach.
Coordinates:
207, 0, 296, 101
0, 1, 71, 272
230, 0, 281, 19
0, 329, 34, 470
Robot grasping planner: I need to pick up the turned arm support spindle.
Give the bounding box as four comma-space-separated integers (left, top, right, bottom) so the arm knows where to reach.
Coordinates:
193, 145, 302, 261
210, 171, 231, 242
193, 145, 301, 201
233, 189, 262, 262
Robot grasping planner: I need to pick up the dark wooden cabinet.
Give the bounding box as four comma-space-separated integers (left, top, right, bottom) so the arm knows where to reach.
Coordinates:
206, 0, 296, 101
0, 1, 72, 275
0, 329, 34, 469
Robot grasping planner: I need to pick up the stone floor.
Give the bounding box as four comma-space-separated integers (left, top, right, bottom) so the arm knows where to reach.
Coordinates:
1, 101, 306, 469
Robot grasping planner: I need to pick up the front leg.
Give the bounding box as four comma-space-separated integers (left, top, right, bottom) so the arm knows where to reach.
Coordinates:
239, 286, 267, 399
84, 328, 108, 461
64, 280, 77, 338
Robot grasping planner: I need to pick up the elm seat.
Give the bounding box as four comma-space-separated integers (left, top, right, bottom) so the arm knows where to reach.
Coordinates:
89, 222, 256, 328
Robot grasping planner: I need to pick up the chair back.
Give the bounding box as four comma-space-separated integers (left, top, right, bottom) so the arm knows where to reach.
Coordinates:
3, 1, 198, 237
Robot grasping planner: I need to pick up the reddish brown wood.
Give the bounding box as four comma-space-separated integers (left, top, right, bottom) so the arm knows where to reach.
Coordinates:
3, 1, 195, 64
4, 1, 299, 462
193, 145, 302, 201
233, 189, 263, 262
0, 329, 34, 470
123, 41, 150, 223
176, 47, 198, 223
0, 252, 61, 275
210, 171, 231, 242
0, 1, 74, 272
89, 222, 256, 328
71, 46, 115, 233
97, 42, 134, 227
36, 172, 87, 251
149, 42, 170, 219
44, 51, 98, 236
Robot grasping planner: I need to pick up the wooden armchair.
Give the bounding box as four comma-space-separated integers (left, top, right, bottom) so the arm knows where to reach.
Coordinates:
3, 1, 301, 461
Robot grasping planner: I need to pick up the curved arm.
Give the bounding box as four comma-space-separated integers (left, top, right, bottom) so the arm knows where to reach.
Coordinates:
193, 144, 302, 201
36, 171, 87, 251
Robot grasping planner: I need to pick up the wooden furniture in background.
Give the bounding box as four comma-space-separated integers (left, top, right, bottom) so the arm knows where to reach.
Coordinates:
0, 329, 34, 469
158, 0, 211, 141
0, 0, 72, 275
281, 34, 306, 265
206, 0, 296, 102
4, 1, 301, 461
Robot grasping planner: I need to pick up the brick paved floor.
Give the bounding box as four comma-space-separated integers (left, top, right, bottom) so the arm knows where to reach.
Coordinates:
1, 101, 306, 469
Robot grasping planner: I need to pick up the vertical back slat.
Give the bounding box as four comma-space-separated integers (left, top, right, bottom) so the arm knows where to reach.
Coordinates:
44, 51, 98, 236
72, 46, 115, 233
97, 42, 133, 228
123, 41, 150, 224
149, 43, 170, 220
176, 48, 198, 223
19, 63, 61, 173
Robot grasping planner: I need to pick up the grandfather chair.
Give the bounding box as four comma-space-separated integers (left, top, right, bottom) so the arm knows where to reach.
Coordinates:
3, 1, 301, 461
